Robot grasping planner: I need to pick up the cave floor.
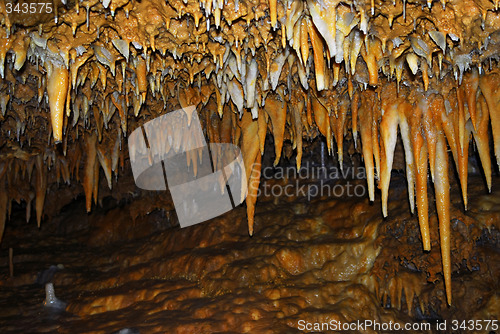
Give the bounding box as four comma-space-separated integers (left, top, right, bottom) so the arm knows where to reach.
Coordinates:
0, 174, 498, 333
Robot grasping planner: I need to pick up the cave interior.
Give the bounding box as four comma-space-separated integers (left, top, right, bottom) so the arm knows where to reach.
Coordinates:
0, 0, 499, 332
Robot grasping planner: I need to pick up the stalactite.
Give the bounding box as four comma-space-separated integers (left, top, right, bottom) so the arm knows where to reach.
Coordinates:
46, 63, 69, 143
479, 72, 500, 170
35, 155, 47, 228
471, 96, 492, 192
379, 99, 398, 217
434, 133, 452, 306
83, 134, 98, 212
410, 103, 430, 251
239, 109, 261, 236
359, 91, 375, 202
264, 93, 287, 166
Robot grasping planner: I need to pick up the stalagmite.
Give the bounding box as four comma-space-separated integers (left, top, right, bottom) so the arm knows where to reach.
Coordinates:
47, 63, 69, 143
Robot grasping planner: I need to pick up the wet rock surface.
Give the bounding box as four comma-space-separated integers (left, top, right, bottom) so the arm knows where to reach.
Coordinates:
0, 174, 498, 333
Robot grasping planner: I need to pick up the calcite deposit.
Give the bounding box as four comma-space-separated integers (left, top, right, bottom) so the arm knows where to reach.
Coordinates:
0, 0, 499, 327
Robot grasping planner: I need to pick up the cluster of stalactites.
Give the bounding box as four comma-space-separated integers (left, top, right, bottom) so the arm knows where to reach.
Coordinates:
1, 0, 500, 305
0, 0, 499, 141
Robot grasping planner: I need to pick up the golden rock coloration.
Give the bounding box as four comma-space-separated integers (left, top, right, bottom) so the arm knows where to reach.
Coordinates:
0, 0, 499, 310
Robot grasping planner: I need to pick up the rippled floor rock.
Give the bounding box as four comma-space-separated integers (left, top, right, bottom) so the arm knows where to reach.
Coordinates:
0, 175, 498, 333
